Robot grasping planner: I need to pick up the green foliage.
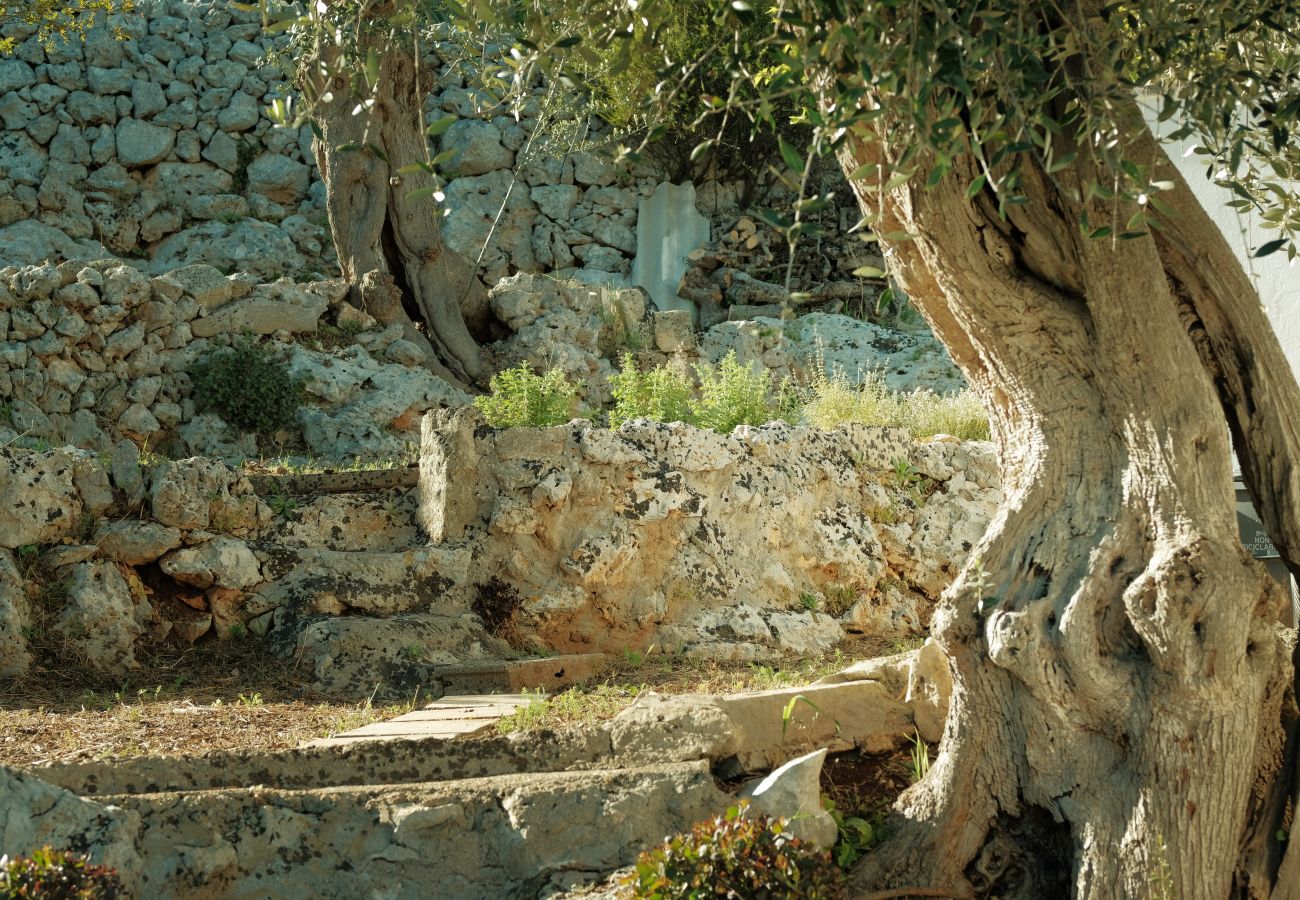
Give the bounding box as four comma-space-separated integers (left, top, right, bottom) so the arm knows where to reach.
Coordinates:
608, 354, 694, 429
188, 340, 303, 435
473, 364, 577, 428
803, 370, 990, 441
908, 731, 931, 785
691, 352, 792, 434
0, 847, 124, 899
0, 1, 131, 54
822, 798, 878, 870
623, 801, 844, 899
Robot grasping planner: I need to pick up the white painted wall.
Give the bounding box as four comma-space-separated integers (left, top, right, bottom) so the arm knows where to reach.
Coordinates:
1145, 110, 1300, 374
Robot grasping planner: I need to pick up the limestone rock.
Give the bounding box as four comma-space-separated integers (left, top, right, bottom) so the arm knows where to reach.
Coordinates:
0, 550, 31, 677
149, 457, 265, 533
94, 521, 183, 565
441, 119, 513, 176
160, 537, 262, 589
653, 309, 695, 352
0, 448, 84, 549
168, 263, 233, 310
291, 612, 508, 700
0, 220, 108, 267
190, 290, 326, 337
115, 117, 175, 167
287, 343, 470, 459
607, 693, 739, 763
417, 412, 997, 656
55, 561, 150, 674
151, 220, 304, 279
0, 766, 141, 889
744, 749, 838, 850
246, 153, 310, 203
780, 312, 966, 394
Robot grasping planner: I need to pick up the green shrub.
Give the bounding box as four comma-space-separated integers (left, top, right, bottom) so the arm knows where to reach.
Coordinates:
608, 353, 695, 429
474, 364, 577, 428
803, 370, 990, 441
1, 847, 124, 899
188, 339, 303, 434
692, 352, 793, 434
623, 801, 843, 899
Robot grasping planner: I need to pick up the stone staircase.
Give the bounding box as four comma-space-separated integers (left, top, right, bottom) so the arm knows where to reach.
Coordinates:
5, 659, 937, 898
242, 468, 607, 703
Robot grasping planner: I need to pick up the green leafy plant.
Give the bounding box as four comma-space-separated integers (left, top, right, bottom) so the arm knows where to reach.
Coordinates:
266, 493, 298, 517
0, 846, 124, 899
608, 354, 695, 428
1148, 833, 1175, 900
691, 352, 790, 434
474, 364, 577, 428
623, 801, 844, 899
188, 340, 304, 435
822, 798, 878, 870
908, 730, 931, 784
803, 369, 990, 441
799, 592, 820, 612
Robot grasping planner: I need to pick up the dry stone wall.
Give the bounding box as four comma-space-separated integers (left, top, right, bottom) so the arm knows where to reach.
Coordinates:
420, 409, 1000, 661
0, 258, 473, 459
0, 0, 876, 302
0, 0, 659, 286
0, 415, 997, 688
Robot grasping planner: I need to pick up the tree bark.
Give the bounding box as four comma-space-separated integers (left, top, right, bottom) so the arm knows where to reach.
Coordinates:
308, 34, 488, 389
833, 118, 1299, 899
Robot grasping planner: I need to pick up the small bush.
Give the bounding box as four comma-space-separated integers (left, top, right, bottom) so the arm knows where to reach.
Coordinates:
623, 801, 843, 899
474, 364, 577, 428
608, 353, 695, 428
692, 352, 793, 434
0, 847, 124, 899
189, 340, 303, 434
803, 370, 990, 441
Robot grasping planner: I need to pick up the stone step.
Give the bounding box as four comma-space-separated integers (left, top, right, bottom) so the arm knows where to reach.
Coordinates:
255, 487, 423, 553
245, 466, 418, 497
285, 611, 515, 700
306, 693, 538, 747
435, 653, 610, 694
14, 760, 726, 900
30, 677, 917, 799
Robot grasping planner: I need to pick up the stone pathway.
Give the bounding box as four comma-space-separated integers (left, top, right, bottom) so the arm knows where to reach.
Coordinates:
309, 693, 537, 747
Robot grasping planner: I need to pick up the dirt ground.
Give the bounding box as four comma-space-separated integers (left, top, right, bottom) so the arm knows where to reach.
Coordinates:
0, 635, 909, 769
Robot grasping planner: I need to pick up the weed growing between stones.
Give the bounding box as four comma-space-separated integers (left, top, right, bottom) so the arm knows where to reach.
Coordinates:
692, 351, 799, 433
609, 353, 694, 429
622, 801, 844, 899
188, 340, 304, 435
473, 364, 577, 428
606, 351, 796, 433
803, 369, 990, 440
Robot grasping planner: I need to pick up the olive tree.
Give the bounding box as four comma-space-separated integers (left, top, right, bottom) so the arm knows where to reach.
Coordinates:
275, 0, 1300, 893
268, 0, 491, 388
501, 2, 1300, 896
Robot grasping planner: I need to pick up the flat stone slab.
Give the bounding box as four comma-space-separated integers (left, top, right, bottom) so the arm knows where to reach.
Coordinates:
307, 694, 536, 747
436, 653, 609, 693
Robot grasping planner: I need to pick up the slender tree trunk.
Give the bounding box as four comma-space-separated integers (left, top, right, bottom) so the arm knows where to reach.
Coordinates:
834, 113, 1299, 899
307, 33, 487, 388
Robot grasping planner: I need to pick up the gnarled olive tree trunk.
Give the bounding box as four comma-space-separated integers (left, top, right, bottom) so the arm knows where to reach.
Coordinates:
307, 34, 488, 389
836, 109, 1300, 899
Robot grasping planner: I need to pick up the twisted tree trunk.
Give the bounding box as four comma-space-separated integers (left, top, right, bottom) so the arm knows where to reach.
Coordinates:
308, 35, 487, 389
836, 108, 1300, 898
